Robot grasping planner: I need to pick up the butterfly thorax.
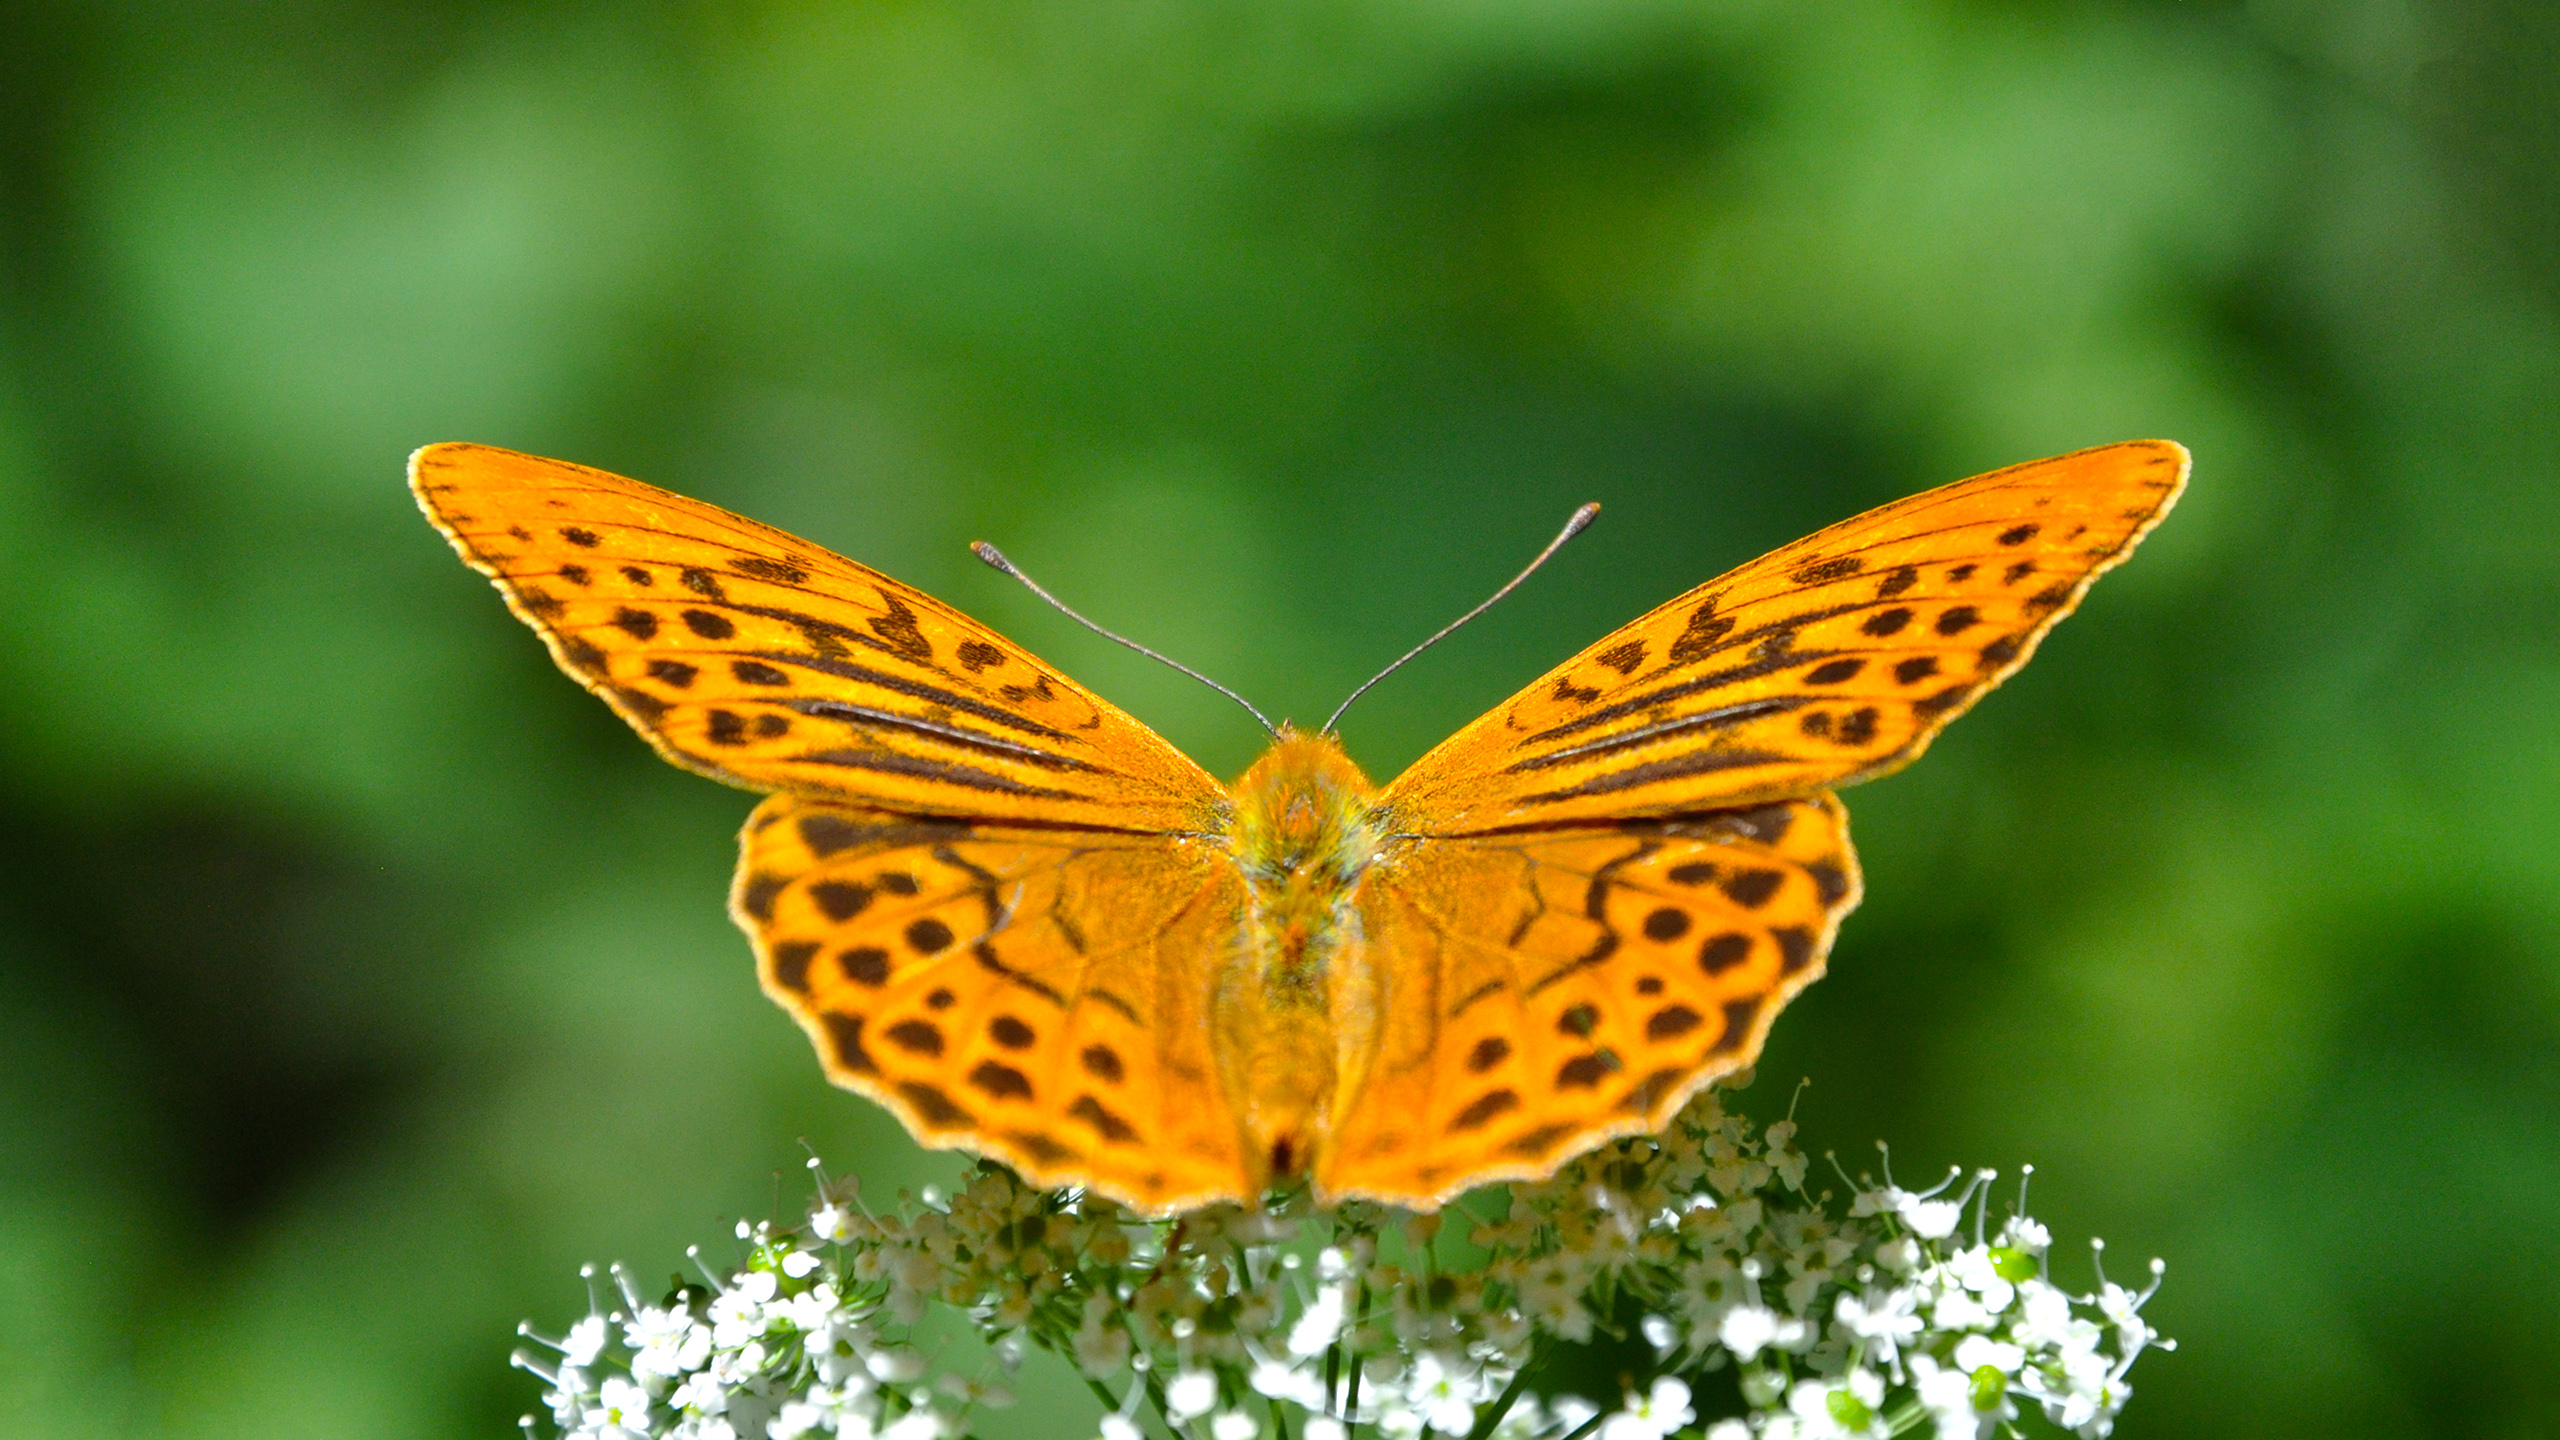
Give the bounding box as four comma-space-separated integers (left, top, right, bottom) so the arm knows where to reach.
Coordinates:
1220, 729, 1387, 1185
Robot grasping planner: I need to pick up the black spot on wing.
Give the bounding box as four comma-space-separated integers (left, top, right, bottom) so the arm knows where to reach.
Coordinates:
810, 880, 873, 922
869, 594, 933, 660
839, 947, 890, 986
899, 1082, 973, 1129
822, 1012, 877, 1073
731, 555, 809, 584
1772, 926, 1816, 974
968, 1061, 1033, 1100
739, 871, 787, 922
1666, 601, 1735, 667
1790, 556, 1864, 584
1699, 932, 1752, 974
771, 940, 819, 991
1556, 1050, 1621, 1089
1070, 1094, 1139, 1143
1448, 1089, 1520, 1132
886, 1019, 944, 1055
1595, 640, 1648, 674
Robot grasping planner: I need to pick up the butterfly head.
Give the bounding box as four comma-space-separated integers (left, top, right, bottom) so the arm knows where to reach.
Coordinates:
1229, 726, 1384, 884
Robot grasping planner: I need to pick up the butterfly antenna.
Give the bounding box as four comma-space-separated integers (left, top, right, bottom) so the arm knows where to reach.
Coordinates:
972, 541, 1282, 739
1321, 501, 1601, 736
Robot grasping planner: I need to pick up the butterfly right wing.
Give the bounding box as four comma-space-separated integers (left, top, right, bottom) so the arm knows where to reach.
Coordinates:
412, 443, 1226, 833
1383, 441, 2187, 833
1318, 796, 1859, 1210
735, 794, 1257, 1216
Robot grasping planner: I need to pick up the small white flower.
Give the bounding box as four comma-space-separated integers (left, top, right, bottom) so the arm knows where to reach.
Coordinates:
1212, 1411, 1260, 1440
1929, 1286, 1992, 1333
1303, 1418, 1347, 1440
1834, 1286, 1923, 1367
1639, 1314, 1677, 1354
881, 1408, 944, 1440
627, 1305, 712, 1379
671, 1370, 729, 1416
594, 1375, 654, 1433
1951, 1334, 2024, 1376
1946, 1247, 2017, 1314
1165, 1369, 1219, 1421
866, 1349, 927, 1384
1406, 1353, 1478, 1435
810, 1203, 854, 1242
1900, 1197, 1962, 1240
1599, 1376, 1694, 1440
2011, 1280, 2077, 1349
562, 1315, 611, 1368
1288, 1284, 1350, 1357
782, 1249, 824, 1279
1717, 1303, 1802, 1361
1248, 1355, 1324, 1409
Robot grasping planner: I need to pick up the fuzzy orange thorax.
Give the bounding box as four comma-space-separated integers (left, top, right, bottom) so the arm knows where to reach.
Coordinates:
1217, 728, 1387, 1185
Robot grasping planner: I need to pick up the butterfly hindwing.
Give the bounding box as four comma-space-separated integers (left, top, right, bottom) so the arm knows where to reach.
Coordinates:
1317, 795, 1858, 1208
736, 795, 1257, 1214
411, 444, 1225, 832
1382, 441, 2188, 833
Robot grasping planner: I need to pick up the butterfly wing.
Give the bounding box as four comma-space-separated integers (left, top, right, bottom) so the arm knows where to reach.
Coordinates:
1381, 441, 2188, 833
411, 443, 1226, 833
737, 794, 1257, 1214
1317, 797, 1859, 1208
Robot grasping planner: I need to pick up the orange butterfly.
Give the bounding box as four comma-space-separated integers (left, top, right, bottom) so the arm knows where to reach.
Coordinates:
413, 440, 2186, 1214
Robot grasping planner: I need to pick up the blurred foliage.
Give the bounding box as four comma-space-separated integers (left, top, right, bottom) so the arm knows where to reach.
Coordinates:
0, 2, 2554, 1438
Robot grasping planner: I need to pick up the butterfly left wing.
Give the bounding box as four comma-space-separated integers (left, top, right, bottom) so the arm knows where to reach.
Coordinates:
735, 794, 1259, 1215
411, 443, 1225, 832
1316, 796, 1858, 1209
1382, 441, 2188, 833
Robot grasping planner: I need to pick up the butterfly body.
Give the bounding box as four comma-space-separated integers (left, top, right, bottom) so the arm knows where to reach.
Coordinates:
1223, 729, 1385, 1187
414, 437, 2187, 1215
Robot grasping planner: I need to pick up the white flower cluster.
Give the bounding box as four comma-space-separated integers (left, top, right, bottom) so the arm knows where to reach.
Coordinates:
517, 1085, 2166, 1440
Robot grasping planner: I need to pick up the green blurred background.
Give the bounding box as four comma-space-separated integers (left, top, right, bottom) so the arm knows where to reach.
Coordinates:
2, 2, 2555, 1436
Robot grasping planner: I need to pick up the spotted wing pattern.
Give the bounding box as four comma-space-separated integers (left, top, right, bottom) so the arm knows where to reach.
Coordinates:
735, 794, 1258, 1215
1316, 796, 1858, 1208
411, 444, 1225, 832
1383, 441, 2188, 833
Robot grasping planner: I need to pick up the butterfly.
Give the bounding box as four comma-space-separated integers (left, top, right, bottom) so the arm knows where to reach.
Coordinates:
413, 439, 2186, 1215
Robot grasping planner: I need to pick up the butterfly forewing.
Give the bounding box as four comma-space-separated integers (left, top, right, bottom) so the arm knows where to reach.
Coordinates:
1318, 796, 1858, 1209
1382, 441, 2189, 833
411, 444, 1225, 832
736, 795, 1259, 1214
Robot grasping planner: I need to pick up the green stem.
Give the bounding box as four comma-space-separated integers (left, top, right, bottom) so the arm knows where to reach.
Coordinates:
1463, 1355, 1539, 1440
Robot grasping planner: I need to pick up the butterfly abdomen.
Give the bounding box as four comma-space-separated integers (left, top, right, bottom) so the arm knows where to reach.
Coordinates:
1223, 730, 1387, 1185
